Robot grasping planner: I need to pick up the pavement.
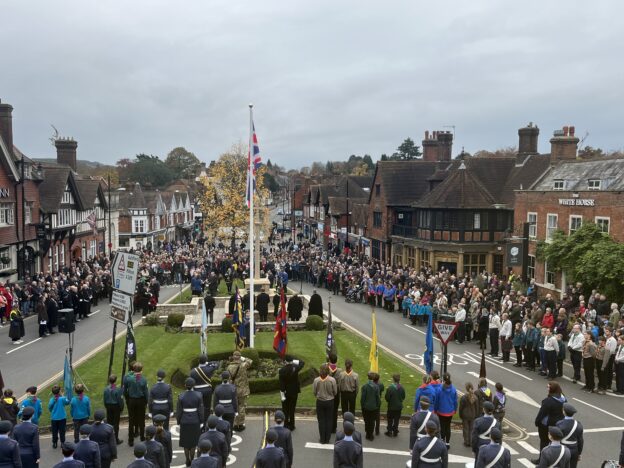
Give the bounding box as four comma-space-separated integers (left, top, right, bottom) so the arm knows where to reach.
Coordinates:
0, 285, 183, 397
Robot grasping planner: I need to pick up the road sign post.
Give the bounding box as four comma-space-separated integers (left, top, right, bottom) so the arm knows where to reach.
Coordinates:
433, 321, 459, 375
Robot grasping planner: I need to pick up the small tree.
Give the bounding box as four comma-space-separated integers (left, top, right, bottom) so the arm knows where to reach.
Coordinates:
165, 147, 202, 181
394, 137, 422, 160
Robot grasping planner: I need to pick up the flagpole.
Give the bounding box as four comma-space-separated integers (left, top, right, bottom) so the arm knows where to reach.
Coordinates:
249, 103, 255, 348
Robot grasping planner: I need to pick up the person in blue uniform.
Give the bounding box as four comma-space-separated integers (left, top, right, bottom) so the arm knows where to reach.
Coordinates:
18, 387, 42, 426
176, 378, 204, 467
198, 416, 228, 468
409, 397, 440, 450
149, 370, 173, 431
336, 412, 363, 445
144, 426, 166, 468
254, 429, 286, 468
152, 414, 172, 468
334, 421, 363, 468
73, 425, 100, 468
536, 426, 571, 468
271, 410, 293, 468
70, 385, 91, 444
0, 420, 21, 467
13, 406, 40, 468
53, 442, 86, 468
471, 401, 500, 463
213, 405, 231, 453
89, 410, 117, 468
475, 427, 510, 468
191, 439, 218, 468
126, 443, 154, 468
190, 356, 218, 426
212, 372, 237, 429
555, 403, 583, 468
411, 420, 448, 468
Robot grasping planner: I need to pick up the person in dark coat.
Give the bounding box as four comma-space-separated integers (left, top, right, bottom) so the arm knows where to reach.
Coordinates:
203, 293, 216, 324
213, 405, 231, 454
13, 406, 39, 468
334, 421, 363, 468
308, 290, 323, 317
335, 412, 362, 445
176, 378, 204, 466
471, 401, 500, 462
212, 372, 237, 429
536, 426, 571, 468
278, 357, 305, 431
272, 294, 281, 318
286, 295, 303, 322
46, 293, 59, 334
0, 420, 21, 467
149, 370, 173, 431
555, 403, 583, 468
411, 420, 447, 468
126, 443, 154, 468
254, 429, 286, 468
409, 397, 440, 450
123, 362, 149, 445
144, 426, 166, 468
152, 415, 172, 468
74, 425, 101, 468
0, 388, 19, 431
271, 411, 293, 468
190, 356, 219, 426
191, 439, 218, 468
533, 381, 567, 463
53, 442, 86, 468
198, 417, 228, 468
256, 289, 271, 322
102, 375, 124, 445
475, 427, 510, 468
89, 410, 117, 468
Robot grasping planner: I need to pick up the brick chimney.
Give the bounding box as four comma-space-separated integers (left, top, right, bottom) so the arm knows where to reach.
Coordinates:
550, 125, 579, 162
422, 130, 439, 162
55, 138, 78, 172
437, 131, 453, 161
0, 99, 14, 159
518, 122, 539, 154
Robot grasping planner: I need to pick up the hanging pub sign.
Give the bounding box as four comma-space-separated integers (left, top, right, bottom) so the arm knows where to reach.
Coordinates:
506, 243, 523, 267
35, 223, 48, 240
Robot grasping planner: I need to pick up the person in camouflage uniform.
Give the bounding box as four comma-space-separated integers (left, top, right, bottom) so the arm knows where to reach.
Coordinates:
226, 350, 252, 431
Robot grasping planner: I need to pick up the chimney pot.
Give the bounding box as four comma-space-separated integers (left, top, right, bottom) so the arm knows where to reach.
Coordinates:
563, 126, 569, 137
569, 126, 575, 137
0, 100, 14, 160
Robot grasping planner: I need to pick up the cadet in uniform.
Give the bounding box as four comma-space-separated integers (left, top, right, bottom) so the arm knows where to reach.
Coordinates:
278, 356, 305, 431
254, 429, 286, 468
333, 421, 363, 468
127, 442, 153, 468
103, 374, 124, 444
13, 406, 40, 468
191, 439, 219, 468
327, 353, 342, 434
53, 442, 84, 468
471, 401, 500, 463
411, 420, 448, 468
336, 412, 362, 444
123, 362, 149, 445
475, 427, 510, 468
271, 410, 293, 468
409, 396, 440, 450
0, 420, 20, 467
213, 405, 231, 453
226, 351, 252, 431
556, 403, 583, 468
190, 356, 218, 425
74, 424, 100, 467
89, 410, 117, 468
537, 426, 571, 468
213, 372, 238, 429
360, 372, 380, 441
176, 378, 204, 467
198, 416, 228, 468
152, 414, 173, 468
149, 369, 173, 431
144, 426, 167, 468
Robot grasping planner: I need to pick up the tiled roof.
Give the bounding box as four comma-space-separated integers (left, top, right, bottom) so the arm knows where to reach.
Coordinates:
327, 196, 368, 215
38, 165, 72, 213
74, 179, 101, 210
118, 183, 146, 210
351, 203, 369, 227
375, 161, 441, 206
529, 156, 624, 191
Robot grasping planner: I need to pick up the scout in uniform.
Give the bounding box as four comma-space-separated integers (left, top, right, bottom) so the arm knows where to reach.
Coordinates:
475, 427, 510, 468
555, 403, 583, 468
411, 420, 448, 468
190, 356, 219, 425
409, 396, 440, 450
176, 378, 204, 467
103, 374, 124, 444
339, 359, 359, 416
254, 429, 287, 468
537, 426, 571, 468
149, 369, 173, 430
226, 351, 252, 431
471, 401, 501, 462
212, 372, 238, 430
123, 362, 149, 445
334, 421, 363, 468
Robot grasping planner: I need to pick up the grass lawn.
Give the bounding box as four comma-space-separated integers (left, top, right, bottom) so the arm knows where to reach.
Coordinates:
36, 326, 422, 427
170, 279, 246, 303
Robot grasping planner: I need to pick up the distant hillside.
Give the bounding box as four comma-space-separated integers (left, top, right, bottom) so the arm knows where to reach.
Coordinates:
34, 158, 117, 182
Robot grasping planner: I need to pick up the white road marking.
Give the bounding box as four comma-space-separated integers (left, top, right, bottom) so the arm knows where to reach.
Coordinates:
90, 309, 101, 316
466, 371, 540, 408
572, 397, 624, 423
517, 440, 540, 454
304, 442, 474, 462
502, 441, 518, 455
518, 458, 535, 467
6, 337, 42, 354
529, 425, 624, 436
562, 376, 624, 398
464, 351, 533, 381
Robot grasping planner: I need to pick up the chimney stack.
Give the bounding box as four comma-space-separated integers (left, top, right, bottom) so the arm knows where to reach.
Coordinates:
422, 130, 439, 162
518, 122, 539, 154
550, 125, 579, 162
0, 99, 14, 159
437, 131, 453, 161
55, 138, 78, 172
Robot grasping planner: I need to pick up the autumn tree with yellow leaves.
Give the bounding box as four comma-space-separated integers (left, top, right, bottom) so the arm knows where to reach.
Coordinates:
198, 143, 270, 244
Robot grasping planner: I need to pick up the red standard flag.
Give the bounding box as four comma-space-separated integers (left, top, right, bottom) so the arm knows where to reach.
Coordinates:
273, 287, 288, 358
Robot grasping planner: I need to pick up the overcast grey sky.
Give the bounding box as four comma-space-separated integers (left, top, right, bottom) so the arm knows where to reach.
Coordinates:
2, 0, 623, 168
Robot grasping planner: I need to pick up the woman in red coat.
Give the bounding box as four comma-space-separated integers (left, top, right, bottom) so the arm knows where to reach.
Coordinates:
541, 308, 555, 329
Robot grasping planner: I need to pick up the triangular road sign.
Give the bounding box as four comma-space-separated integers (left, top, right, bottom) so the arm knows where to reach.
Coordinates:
433, 321, 458, 345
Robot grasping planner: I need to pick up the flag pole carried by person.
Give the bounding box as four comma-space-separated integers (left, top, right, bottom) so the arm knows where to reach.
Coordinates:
232, 287, 246, 350
424, 311, 434, 374
63, 353, 73, 399
200, 299, 208, 355
479, 348, 487, 378
326, 297, 336, 358
273, 287, 288, 358
369, 308, 379, 373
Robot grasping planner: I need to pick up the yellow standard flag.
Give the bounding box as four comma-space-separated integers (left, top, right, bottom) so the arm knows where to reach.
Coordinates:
369, 309, 379, 373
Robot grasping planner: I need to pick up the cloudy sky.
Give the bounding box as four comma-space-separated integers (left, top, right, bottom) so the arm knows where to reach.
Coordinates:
2, 1, 623, 168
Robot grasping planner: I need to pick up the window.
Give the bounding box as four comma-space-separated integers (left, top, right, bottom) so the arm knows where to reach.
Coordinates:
421, 250, 431, 269
473, 213, 481, 230
375, 184, 380, 196
406, 247, 416, 268
372, 239, 381, 259
373, 211, 382, 228
0, 203, 14, 225
546, 214, 558, 240
527, 212, 537, 238
527, 255, 536, 280
588, 179, 601, 190
154, 216, 160, 230
82, 242, 87, 260
90, 240, 96, 258
133, 218, 146, 233
595, 217, 610, 234
48, 248, 52, 272
57, 208, 75, 227
569, 215, 582, 234
553, 179, 565, 190
463, 253, 487, 276
0, 248, 11, 270
62, 188, 72, 204
24, 202, 33, 224
54, 245, 59, 271
545, 262, 555, 285
60, 244, 65, 267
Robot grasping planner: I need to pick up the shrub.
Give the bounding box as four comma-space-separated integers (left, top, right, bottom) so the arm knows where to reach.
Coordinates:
143, 312, 160, 326
221, 316, 233, 333
167, 313, 185, 328
241, 348, 260, 368
305, 315, 324, 331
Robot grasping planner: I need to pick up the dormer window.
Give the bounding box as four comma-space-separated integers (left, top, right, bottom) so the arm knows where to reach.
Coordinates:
553, 179, 565, 190
588, 179, 601, 190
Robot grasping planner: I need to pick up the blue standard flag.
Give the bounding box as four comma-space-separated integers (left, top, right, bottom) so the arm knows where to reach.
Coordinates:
424, 312, 434, 374
63, 354, 73, 399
